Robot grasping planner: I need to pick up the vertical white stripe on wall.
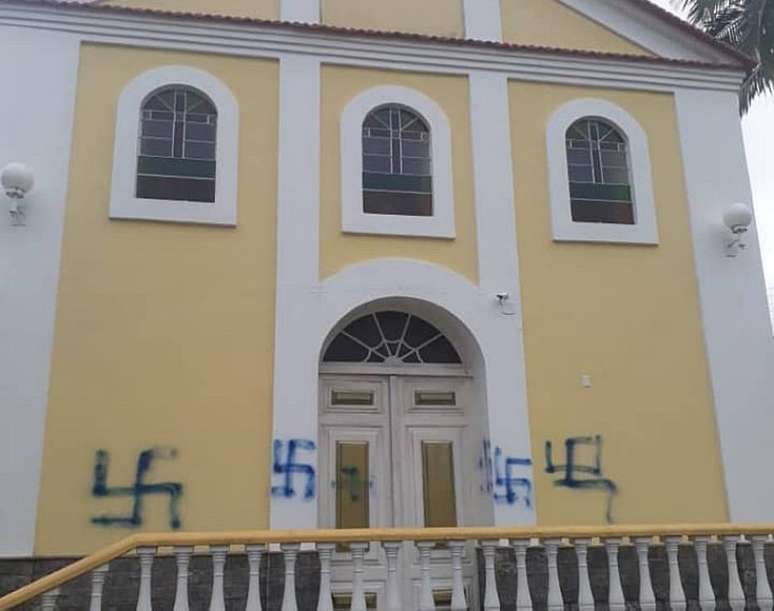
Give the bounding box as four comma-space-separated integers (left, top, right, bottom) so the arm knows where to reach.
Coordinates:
462, 0, 503, 42
0, 26, 80, 556
280, 0, 320, 23
675, 88, 774, 521
270, 54, 321, 529
468, 71, 535, 525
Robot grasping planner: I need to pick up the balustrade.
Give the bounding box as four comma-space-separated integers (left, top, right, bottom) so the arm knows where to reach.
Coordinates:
2, 526, 773, 611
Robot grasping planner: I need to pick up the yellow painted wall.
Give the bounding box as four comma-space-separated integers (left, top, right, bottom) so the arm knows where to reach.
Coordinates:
502, 0, 651, 56
34, 44, 279, 555
509, 81, 727, 525
321, 0, 463, 38
100, 0, 279, 20
320, 65, 478, 282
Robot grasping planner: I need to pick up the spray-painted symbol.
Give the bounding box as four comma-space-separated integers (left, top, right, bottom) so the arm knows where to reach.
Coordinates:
545, 435, 617, 523
91, 447, 183, 529
271, 439, 316, 500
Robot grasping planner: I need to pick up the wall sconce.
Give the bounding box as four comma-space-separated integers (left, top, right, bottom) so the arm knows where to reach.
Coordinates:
1, 162, 35, 226
723, 202, 754, 258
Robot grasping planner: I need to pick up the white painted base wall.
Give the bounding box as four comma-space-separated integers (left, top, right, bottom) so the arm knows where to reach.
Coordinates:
0, 26, 79, 556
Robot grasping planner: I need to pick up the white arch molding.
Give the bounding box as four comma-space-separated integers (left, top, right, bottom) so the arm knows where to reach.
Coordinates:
269, 258, 536, 529
546, 97, 659, 244
109, 65, 240, 226
340, 85, 456, 238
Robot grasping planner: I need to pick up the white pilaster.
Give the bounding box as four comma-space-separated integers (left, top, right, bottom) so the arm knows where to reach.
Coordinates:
675, 88, 774, 521
463, 0, 502, 42
0, 24, 79, 557
469, 71, 535, 525
280, 0, 319, 23
270, 54, 321, 529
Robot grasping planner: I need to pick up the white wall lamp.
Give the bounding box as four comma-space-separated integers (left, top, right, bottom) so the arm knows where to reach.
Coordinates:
723, 202, 754, 258
1, 162, 35, 226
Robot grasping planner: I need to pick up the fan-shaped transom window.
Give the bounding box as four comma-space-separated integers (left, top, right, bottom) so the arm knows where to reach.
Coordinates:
565, 118, 633, 225
138, 86, 217, 203
362, 105, 432, 217
323, 311, 461, 365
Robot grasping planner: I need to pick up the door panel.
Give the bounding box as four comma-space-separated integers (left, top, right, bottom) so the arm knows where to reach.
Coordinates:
319, 374, 476, 610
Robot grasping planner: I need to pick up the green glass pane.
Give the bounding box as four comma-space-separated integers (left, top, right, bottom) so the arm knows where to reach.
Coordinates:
137, 156, 216, 179
569, 182, 631, 202
362, 173, 431, 193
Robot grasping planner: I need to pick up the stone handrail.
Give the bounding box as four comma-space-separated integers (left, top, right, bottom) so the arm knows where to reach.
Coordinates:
1, 523, 772, 610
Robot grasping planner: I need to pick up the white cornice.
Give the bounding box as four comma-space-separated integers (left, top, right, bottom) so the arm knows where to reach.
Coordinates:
0, 2, 744, 92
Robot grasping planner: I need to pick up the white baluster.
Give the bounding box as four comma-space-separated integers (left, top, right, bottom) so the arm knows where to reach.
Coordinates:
41, 587, 60, 611
281, 543, 301, 611
725, 536, 745, 611
449, 541, 467, 611
665, 537, 686, 611
605, 538, 625, 611
752, 536, 773, 611
90, 564, 109, 611
575, 539, 594, 611
382, 542, 402, 611
510, 539, 532, 611
417, 541, 437, 611
316, 543, 334, 611
173, 547, 192, 611
246, 544, 265, 611
634, 538, 655, 611
350, 542, 369, 611
136, 547, 155, 611
209, 545, 228, 611
694, 537, 715, 610
480, 540, 501, 611
544, 539, 563, 611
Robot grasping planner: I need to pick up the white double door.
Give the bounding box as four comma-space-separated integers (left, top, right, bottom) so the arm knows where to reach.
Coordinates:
318, 373, 479, 610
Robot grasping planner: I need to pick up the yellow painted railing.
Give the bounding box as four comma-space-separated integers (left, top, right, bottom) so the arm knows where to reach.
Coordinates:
1, 524, 773, 610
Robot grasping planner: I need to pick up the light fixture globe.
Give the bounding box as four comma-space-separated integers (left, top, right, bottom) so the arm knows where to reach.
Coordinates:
1, 162, 34, 199
723, 202, 753, 233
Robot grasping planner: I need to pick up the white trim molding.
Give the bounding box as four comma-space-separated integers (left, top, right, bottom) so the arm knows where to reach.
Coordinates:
109, 65, 239, 226
280, 0, 319, 24
340, 85, 456, 238
546, 97, 659, 244
463, 0, 502, 42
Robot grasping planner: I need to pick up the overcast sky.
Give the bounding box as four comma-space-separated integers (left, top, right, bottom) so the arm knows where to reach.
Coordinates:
649, 0, 774, 316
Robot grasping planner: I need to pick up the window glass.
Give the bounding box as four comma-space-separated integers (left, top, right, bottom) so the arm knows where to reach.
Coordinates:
362, 105, 432, 217
565, 119, 634, 225
422, 442, 457, 527
323, 311, 461, 365
137, 87, 217, 203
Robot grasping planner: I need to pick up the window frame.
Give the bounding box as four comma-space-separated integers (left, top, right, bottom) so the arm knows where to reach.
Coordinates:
341, 85, 455, 238
109, 65, 239, 226
546, 98, 659, 244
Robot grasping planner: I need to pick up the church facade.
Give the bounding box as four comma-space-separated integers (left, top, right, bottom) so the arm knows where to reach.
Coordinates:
0, 0, 772, 563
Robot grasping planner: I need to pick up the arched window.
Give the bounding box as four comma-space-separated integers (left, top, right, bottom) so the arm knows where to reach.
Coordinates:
361, 105, 432, 217
323, 311, 461, 365
137, 87, 217, 203
565, 118, 633, 225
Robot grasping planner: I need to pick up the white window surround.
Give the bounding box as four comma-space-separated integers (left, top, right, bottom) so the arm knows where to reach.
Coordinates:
546, 98, 659, 245
341, 85, 455, 238
109, 65, 239, 226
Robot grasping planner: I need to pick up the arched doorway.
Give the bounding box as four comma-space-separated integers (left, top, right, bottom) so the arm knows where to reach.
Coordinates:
318, 307, 486, 610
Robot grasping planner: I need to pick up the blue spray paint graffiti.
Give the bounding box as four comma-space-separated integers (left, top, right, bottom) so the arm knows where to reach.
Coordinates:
271, 439, 316, 500
340, 466, 371, 502
478, 440, 533, 508
545, 435, 618, 523
91, 447, 183, 529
